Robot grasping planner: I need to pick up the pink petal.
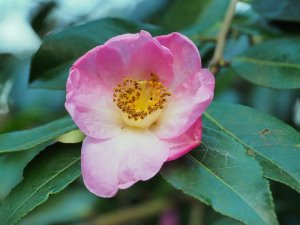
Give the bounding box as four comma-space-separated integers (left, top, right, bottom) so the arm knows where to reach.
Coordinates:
104, 30, 174, 87
92, 45, 127, 92
164, 118, 202, 161
66, 31, 175, 139
154, 69, 214, 139
156, 32, 201, 88
81, 129, 169, 197
65, 64, 124, 139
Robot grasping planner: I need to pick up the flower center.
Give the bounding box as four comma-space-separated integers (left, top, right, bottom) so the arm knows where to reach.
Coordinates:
113, 74, 171, 128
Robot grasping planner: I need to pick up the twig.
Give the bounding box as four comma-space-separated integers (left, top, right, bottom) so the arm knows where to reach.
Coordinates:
88, 198, 171, 225
209, 0, 239, 74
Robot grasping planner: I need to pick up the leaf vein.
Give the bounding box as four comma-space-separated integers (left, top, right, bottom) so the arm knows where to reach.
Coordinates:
4, 157, 80, 224
203, 112, 300, 184
186, 154, 267, 224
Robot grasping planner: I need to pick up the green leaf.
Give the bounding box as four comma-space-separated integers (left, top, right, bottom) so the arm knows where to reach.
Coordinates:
19, 187, 97, 225
209, 217, 244, 225
161, 0, 207, 30
232, 38, 300, 89
161, 0, 229, 32
29, 18, 166, 90
0, 143, 81, 225
205, 102, 300, 193
252, 0, 300, 22
0, 116, 77, 153
187, 0, 229, 35
0, 142, 51, 200
161, 117, 278, 225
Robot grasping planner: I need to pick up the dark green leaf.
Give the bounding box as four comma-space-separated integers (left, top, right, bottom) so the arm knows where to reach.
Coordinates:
205, 102, 300, 193
161, 0, 229, 32
0, 143, 81, 225
29, 18, 166, 90
0, 116, 77, 153
209, 217, 244, 225
188, 0, 229, 35
252, 0, 300, 22
0, 142, 51, 200
19, 187, 97, 225
161, 0, 208, 30
161, 116, 278, 225
232, 38, 300, 89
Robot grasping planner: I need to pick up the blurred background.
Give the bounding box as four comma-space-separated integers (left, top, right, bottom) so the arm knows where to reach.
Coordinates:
0, 0, 299, 224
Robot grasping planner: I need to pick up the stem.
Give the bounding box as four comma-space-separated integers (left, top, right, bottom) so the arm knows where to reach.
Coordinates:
209, 0, 238, 73
88, 198, 170, 225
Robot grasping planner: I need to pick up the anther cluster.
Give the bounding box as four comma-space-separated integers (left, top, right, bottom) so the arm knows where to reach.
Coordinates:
113, 74, 171, 121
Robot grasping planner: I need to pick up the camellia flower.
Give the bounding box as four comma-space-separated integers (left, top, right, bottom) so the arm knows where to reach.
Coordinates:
65, 31, 215, 197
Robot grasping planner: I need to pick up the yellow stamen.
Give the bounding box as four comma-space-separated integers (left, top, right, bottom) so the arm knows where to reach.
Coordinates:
113, 74, 171, 128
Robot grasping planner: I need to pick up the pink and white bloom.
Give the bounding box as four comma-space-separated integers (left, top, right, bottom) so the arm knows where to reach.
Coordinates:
65, 31, 215, 197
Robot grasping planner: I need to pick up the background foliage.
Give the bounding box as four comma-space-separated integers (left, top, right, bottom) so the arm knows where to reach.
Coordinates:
0, 0, 299, 224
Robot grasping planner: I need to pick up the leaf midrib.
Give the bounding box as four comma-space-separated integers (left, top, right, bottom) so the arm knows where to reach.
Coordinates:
235, 57, 300, 69
186, 154, 268, 224
203, 112, 299, 184
4, 157, 80, 224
